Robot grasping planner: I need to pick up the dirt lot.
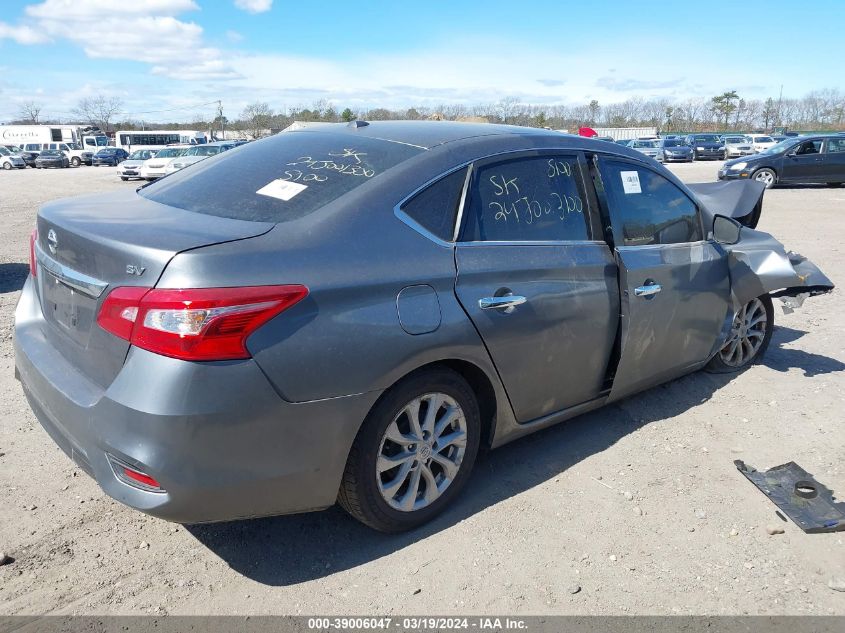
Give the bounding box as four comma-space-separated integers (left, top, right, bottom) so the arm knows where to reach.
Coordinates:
0, 162, 843, 616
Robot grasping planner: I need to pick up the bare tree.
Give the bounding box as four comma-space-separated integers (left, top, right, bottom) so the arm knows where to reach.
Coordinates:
19, 101, 42, 124
72, 95, 123, 133
239, 101, 273, 139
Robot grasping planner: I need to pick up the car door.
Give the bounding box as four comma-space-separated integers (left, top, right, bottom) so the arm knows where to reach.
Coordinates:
821, 137, 845, 183
780, 139, 825, 182
592, 157, 731, 401
454, 152, 619, 423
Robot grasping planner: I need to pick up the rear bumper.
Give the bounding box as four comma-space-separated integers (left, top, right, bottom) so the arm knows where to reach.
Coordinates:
14, 276, 380, 523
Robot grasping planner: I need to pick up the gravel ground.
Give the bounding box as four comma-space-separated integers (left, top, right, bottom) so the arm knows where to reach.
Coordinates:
0, 162, 843, 616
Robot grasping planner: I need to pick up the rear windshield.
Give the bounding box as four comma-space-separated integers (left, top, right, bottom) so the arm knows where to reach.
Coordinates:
139, 131, 423, 222
662, 140, 681, 147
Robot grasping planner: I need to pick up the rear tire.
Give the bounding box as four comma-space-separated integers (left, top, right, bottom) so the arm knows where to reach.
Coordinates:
120, 177, 128, 181
338, 368, 481, 533
706, 295, 774, 373
71, 157, 80, 167
2, 162, 11, 170
827, 182, 842, 188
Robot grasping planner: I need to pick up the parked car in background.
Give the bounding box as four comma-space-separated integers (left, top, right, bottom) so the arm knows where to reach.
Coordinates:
746, 134, 777, 153
629, 139, 660, 159
163, 141, 236, 175
37, 142, 93, 166
34, 149, 69, 169
593, 136, 616, 143
721, 135, 756, 158
615, 139, 633, 146
0, 146, 27, 170
139, 145, 189, 180
92, 148, 129, 167
117, 149, 158, 181
16, 122, 833, 532
655, 138, 694, 162
3, 145, 37, 167
718, 135, 845, 188
684, 134, 726, 160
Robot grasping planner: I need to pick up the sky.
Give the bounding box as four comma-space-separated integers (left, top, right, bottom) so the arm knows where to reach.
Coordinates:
0, 0, 842, 124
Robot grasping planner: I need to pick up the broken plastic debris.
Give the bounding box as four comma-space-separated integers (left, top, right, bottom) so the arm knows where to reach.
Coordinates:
735, 460, 845, 533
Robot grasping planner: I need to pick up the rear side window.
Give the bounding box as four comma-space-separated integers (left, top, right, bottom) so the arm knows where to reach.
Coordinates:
400, 167, 468, 241
461, 155, 590, 242
139, 131, 423, 222
599, 160, 702, 246
825, 138, 845, 153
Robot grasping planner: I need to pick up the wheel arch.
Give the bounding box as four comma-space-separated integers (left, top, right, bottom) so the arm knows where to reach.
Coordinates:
364, 358, 499, 449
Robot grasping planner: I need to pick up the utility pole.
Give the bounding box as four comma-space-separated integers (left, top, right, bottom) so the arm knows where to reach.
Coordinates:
217, 100, 224, 140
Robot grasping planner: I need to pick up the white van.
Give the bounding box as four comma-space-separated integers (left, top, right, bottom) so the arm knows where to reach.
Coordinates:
20, 141, 93, 166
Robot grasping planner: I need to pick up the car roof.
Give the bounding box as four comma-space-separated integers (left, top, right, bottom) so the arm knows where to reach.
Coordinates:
286, 120, 565, 150
283, 120, 662, 164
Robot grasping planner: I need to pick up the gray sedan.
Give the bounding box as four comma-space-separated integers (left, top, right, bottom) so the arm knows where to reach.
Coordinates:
15, 122, 833, 532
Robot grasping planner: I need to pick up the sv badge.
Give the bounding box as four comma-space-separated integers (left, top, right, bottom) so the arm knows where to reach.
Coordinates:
126, 264, 146, 276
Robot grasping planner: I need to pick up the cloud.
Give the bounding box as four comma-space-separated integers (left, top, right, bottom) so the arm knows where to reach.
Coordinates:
0, 21, 49, 44
595, 76, 684, 92
234, 0, 273, 13
6, 0, 238, 80
226, 30, 244, 42
537, 79, 566, 87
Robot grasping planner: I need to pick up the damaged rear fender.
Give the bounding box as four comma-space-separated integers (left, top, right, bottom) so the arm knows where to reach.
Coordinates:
722, 227, 834, 310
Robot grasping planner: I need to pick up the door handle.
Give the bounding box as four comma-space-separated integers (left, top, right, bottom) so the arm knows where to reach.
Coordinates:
634, 283, 662, 297
479, 295, 527, 311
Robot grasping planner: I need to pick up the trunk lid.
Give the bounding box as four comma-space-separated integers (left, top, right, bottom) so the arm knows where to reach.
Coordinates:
34, 189, 273, 387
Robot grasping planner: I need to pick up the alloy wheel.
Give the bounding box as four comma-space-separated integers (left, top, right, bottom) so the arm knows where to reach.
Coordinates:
754, 170, 775, 186
376, 392, 468, 512
718, 298, 768, 367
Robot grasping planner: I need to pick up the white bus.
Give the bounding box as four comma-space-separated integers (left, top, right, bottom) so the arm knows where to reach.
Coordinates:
0, 125, 108, 151
114, 130, 208, 152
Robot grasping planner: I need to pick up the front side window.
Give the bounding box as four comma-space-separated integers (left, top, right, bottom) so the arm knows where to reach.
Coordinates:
401, 167, 468, 241
599, 160, 702, 246
461, 155, 590, 242
795, 140, 822, 155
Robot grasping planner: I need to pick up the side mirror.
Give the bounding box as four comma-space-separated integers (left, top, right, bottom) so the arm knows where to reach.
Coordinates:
713, 214, 742, 245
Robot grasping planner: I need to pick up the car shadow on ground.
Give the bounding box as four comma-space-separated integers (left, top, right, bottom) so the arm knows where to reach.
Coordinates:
765, 326, 845, 376
0, 263, 29, 294
186, 325, 843, 587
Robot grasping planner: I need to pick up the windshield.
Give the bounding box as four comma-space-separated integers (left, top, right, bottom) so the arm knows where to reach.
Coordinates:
154, 148, 186, 158
761, 139, 799, 155
139, 132, 423, 222
183, 145, 220, 157
662, 140, 682, 147
693, 135, 721, 143
754, 136, 774, 143
724, 137, 745, 143
96, 149, 115, 155
632, 141, 653, 148
128, 150, 152, 160
0, 147, 10, 156
40, 150, 61, 156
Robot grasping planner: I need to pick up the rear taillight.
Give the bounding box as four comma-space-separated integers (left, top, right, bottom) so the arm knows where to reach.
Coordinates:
97, 285, 308, 361
29, 229, 38, 278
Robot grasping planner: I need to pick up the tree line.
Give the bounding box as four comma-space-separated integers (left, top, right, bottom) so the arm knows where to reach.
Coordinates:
11, 89, 845, 137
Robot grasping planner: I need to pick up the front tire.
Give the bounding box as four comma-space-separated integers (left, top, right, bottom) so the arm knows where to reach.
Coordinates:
2, 162, 11, 170
753, 168, 776, 188
706, 295, 774, 373
71, 157, 80, 167
338, 368, 481, 532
